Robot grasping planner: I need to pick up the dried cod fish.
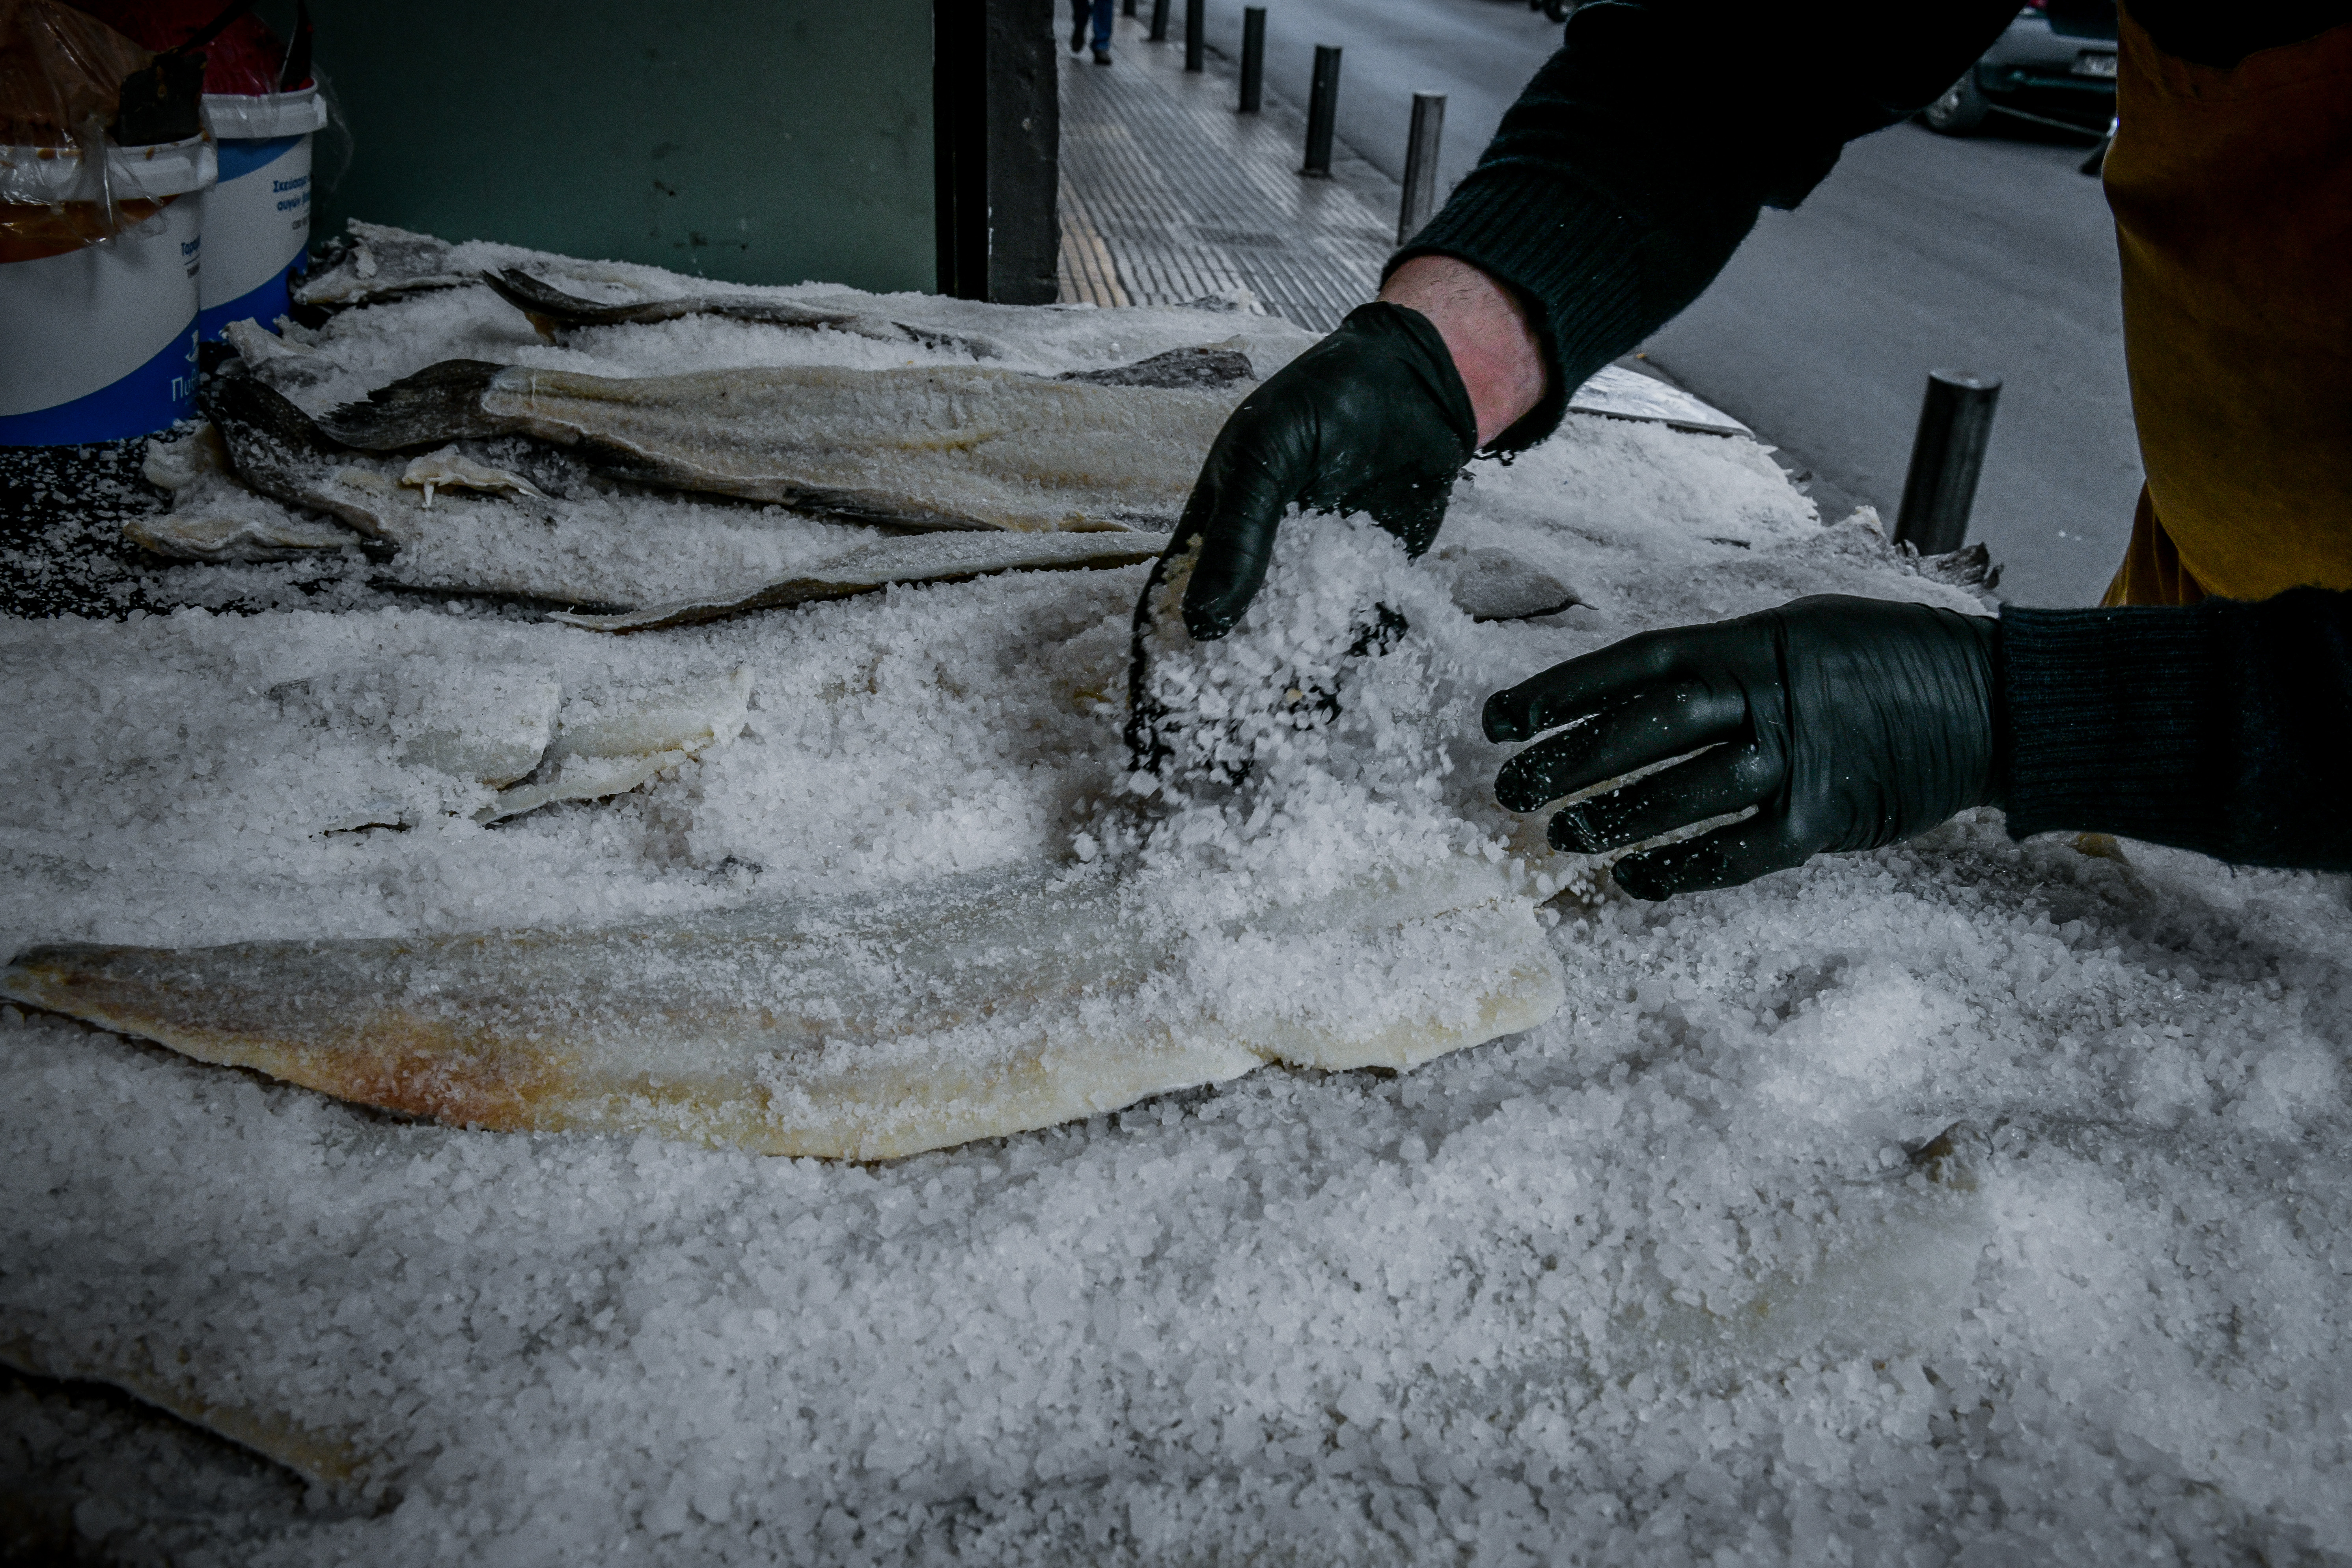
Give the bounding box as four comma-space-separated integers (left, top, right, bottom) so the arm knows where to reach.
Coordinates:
141, 420, 233, 491
1, 857, 1563, 1162
188, 379, 1176, 608
130, 418, 376, 563
164, 383, 1158, 609
482, 267, 997, 359
487, 269, 1257, 384
486, 265, 878, 334
202, 373, 458, 542
293, 225, 1001, 359
257, 667, 750, 828
399, 444, 553, 509
479, 666, 753, 823
204, 352, 1248, 538
0, 1329, 369, 1494
1056, 344, 1258, 390
1566, 363, 1753, 438
1440, 547, 1583, 623
550, 531, 1168, 632
294, 222, 477, 308
217, 317, 349, 393
306, 358, 1248, 532
124, 507, 362, 563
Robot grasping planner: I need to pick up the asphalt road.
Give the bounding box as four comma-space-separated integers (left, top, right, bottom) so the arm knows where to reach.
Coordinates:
1181, 0, 2143, 606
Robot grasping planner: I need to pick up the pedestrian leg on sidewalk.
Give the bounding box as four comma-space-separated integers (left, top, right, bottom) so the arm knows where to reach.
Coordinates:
1090, 0, 1115, 62
1070, 0, 1091, 55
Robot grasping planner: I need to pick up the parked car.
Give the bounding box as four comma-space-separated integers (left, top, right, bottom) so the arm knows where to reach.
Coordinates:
1923, 0, 2119, 136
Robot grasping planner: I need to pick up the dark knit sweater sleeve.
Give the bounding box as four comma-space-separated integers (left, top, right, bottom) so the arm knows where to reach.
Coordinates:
2001, 589, 2352, 870
1391, 0, 2017, 450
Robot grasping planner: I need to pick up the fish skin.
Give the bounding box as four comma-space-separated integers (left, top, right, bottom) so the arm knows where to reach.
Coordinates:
200, 376, 541, 551
0, 861, 1563, 1162
1058, 346, 1256, 390
549, 531, 1171, 633
485, 267, 873, 334
313, 360, 517, 452
481, 267, 1005, 356
310, 360, 1248, 532
293, 222, 470, 309
202, 373, 396, 536
0, 1331, 370, 1495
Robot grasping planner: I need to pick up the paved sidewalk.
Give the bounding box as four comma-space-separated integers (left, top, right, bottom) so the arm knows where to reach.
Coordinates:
1057, 12, 1403, 330
1054, 20, 1754, 440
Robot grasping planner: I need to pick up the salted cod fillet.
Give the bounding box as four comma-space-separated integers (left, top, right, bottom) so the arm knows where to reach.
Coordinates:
308, 357, 1249, 532
192, 380, 1174, 609
479, 267, 1000, 357
1, 859, 1563, 1163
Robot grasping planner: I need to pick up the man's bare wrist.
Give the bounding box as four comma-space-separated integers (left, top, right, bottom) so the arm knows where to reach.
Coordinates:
1377, 257, 1548, 448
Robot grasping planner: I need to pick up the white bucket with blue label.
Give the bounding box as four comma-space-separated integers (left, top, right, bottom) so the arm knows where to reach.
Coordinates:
0, 135, 216, 447
197, 86, 329, 341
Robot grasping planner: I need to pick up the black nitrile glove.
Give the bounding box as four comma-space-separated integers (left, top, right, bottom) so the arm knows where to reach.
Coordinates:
1169, 301, 1478, 640
1484, 595, 2003, 899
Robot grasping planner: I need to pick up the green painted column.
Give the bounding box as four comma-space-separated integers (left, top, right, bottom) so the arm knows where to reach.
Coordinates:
306, 0, 936, 292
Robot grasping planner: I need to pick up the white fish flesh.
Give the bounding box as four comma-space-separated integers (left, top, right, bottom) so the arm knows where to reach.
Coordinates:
308, 359, 1248, 531
260, 666, 750, 825
400, 445, 552, 506
0, 857, 1563, 1162
270, 668, 563, 792
477, 666, 753, 822
124, 507, 362, 563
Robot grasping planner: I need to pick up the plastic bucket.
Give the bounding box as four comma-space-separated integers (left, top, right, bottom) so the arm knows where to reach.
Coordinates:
0, 134, 216, 446
197, 85, 328, 340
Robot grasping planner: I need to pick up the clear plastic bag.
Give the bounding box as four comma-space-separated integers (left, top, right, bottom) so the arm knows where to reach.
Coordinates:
0, 0, 151, 149
0, 0, 213, 257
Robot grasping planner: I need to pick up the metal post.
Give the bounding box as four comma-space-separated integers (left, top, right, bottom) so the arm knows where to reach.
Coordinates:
1184, 0, 1204, 70
1893, 370, 2002, 557
1149, 0, 1169, 44
1123, 0, 1135, 15
1239, 7, 1266, 112
1397, 91, 1446, 243
1303, 45, 1343, 177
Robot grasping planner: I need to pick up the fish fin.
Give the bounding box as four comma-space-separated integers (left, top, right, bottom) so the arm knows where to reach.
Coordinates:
1062, 347, 1255, 390
317, 361, 516, 451
481, 268, 655, 329
201, 374, 352, 507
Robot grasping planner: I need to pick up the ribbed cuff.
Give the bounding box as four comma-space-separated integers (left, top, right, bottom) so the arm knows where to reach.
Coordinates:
1387, 169, 1656, 454
1999, 604, 2226, 845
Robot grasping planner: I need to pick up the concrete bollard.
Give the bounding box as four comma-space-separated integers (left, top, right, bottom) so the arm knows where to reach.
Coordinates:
1240, 7, 1266, 112
1303, 46, 1343, 177
1397, 92, 1446, 244
1185, 0, 1204, 70
1893, 370, 2002, 557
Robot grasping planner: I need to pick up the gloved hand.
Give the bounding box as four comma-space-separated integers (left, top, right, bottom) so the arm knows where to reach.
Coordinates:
1166, 300, 1478, 640
1483, 595, 2003, 899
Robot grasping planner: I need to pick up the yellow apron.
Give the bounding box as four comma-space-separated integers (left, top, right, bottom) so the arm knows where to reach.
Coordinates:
2100, 9, 2352, 606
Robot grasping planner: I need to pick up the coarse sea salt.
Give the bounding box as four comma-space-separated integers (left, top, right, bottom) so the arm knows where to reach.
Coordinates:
3, 238, 2348, 1567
